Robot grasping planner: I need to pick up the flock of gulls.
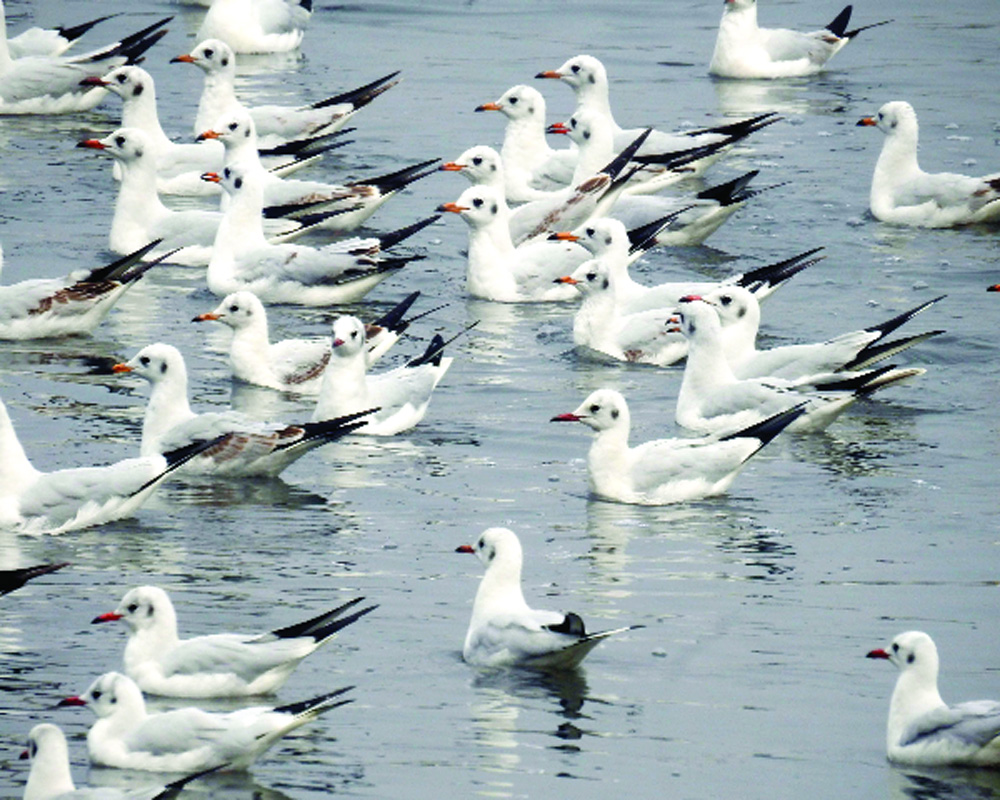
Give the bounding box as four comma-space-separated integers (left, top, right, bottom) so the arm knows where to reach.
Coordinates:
2, 0, 1000, 795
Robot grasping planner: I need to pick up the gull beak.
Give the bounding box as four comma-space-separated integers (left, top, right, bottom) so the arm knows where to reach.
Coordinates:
197, 129, 221, 141
201, 172, 221, 183
455, 544, 475, 553
436, 202, 468, 213
550, 413, 582, 422
439, 162, 464, 172
475, 101, 502, 112
57, 696, 87, 707
547, 231, 579, 242
76, 138, 106, 150
552, 276, 578, 285
170, 53, 196, 63
866, 648, 891, 660
111, 363, 133, 373
332, 338, 345, 347
91, 611, 123, 624
856, 117, 877, 127
192, 312, 220, 322
546, 122, 570, 135
535, 70, 562, 79
79, 76, 109, 88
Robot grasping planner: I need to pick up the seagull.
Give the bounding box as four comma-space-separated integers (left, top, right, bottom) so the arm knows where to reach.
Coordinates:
3, 7, 115, 59
868, 631, 1000, 767
0, 240, 162, 340
703, 284, 945, 380
0, 16, 169, 115
550, 218, 819, 313
0, 562, 68, 596
556, 259, 687, 366
709, 1, 891, 79
203, 164, 435, 304
112, 342, 374, 477
857, 101, 1000, 227
457, 527, 639, 669
0, 395, 218, 534
76, 129, 316, 264
20, 723, 214, 800
197, 0, 311, 54
437, 184, 587, 302
669, 295, 925, 434
58, 672, 352, 772
92, 585, 376, 698
199, 109, 438, 232
536, 53, 778, 172
311, 315, 455, 435
551, 389, 804, 504
474, 84, 577, 197
192, 290, 423, 393
173, 38, 399, 146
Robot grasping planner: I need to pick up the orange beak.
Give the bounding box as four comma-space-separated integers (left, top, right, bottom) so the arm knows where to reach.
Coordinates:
436, 202, 468, 213
547, 122, 570, 135
856, 117, 877, 127
197, 129, 221, 141
111, 363, 133, 373
170, 53, 196, 63
201, 172, 221, 183
548, 232, 579, 242
76, 139, 106, 150
475, 101, 502, 112
439, 162, 464, 172
553, 276, 577, 285
455, 544, 474, 553
192, 312, 220, 322
535, 70, 562, 79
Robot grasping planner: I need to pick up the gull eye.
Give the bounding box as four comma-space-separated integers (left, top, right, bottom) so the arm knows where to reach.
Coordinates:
509, 96, 518, 105
91, 690, 102, 700
229, 304, 239, 313
472, 197, 483, 208
115, 136, 125, 147
892, 642, 899, 652
127, 603, 138, 613
204, 48, 214, 58
589, 404, 600, 414
116, 73, 127, 84
472, 156, 482, 166
585, 227, 595, 237
350, 329, 358, 338
228, 122, 238, 131
586, 272, 597, 281
720, 295, 732, 306
223, 167, 231, 178
139, 356, 150, 366
571, 64, 581, 73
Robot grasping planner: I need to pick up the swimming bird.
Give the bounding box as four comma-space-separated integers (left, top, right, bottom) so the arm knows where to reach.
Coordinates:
174, 38, 399, 145
0, 396, 218, 534
0, 16, 169, 114
457, 527, 639, 669
192, 290, 423, 393
703, 284, 945, 380
537, 53, 777, 172
868, 631, 1000, 767
20, 723, 213, 800
112, 342, 374, 476
3, 7, 114, 59
203, 164, 436, 305
552, 389, 804, 504
857, 101, 1000, 227
0, 562, 68, 596
670, 295, 925, 434
58, 672, 352, 771
0, 241, 162, 340
311, 315, 454, 435
92, 585, 376, 697
709, 1, 891, 79
197, 0, 311, 54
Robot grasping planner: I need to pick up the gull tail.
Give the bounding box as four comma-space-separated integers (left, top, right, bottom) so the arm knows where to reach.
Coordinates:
405, 321, 479, 369
268, 596, 378, 643
841, 330, 944, 372
153, 765, 223, 799
814, 364, 926, 396
135, 435, 229, 493
845, 18, 893, 39
683, 111, 781, 140
863, 295, 946, 340
310, 70, 401, 111
626, 206, 697, 255
697, 170, 759, 206
283, 407, 381, 449
86, 16, 172, 66
353, 158, 440, 195
260, 129, 354, 159
84, 239, 163, 283
273, 686, 355, 720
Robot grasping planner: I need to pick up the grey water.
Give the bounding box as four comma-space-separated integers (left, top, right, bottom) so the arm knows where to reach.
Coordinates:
1, 0, 999, 797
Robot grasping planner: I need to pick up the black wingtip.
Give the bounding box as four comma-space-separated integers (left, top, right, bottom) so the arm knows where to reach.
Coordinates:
735, 247, 825, 292
626, 207, 696, 254
721, 403, 806, 446
696, 170, 759, 205
844, 18, 893, 39
825, 5, 853, 37
863, 295, 946, 338
56, 13, 119, 44
310, 70, 401, 110
0, 563, 71, 596
273, 686, 355, 716
814, 364, 896, 394
84, 239, 163, 283
377, 214, 441, 250
356, 158, 441, 194
371, 291, 421, 332
405, 321, 479, 369
599, 128, 652, 180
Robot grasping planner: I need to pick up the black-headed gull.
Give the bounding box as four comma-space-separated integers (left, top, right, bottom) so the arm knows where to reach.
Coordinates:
0, 16, 169, 115
438, 185, 587, 302
474, 84, 577, 197
174, 38, 399, 146
536, 53, 777, 173
0, 395, 218, 534
710, 1, 890, 78
552, 389, 804, 504
704, 284, 945, 380
857, 101, 1000, 227
200, 109, 437, 232
311, 315, 456, 436
868, 631, 1000, 767
77, 128, 328, 263
93, 586, 376, 698
20, 722, 216, 800
457, 527, 639, 669
4, 9, 114, 59
113, 342, 373, 476
203, 164, 436, 305
192, 290, 422, 393
556, 259, 686, 366
59, 672, 352, 771
551, 218, 819, 313
197, 0, 311, 54
670, 295, 925, 434
0, 241, 161, 340
0, 562, 68, 596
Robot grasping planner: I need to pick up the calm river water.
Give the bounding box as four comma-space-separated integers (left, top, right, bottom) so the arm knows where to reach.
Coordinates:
1, 1, 999, 798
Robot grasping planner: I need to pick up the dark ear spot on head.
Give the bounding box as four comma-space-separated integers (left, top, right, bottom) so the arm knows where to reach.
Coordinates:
135, 147, 143, 159
588, 74, 596, 84
602, 278, 609, 289
221, 57, 229, 66
159, 362, 167, 374
133, 83, 144, 97
610, 408, 619, 419
907, 653, 915, 664
737, 306, 745, 318
491, 204, 498, 214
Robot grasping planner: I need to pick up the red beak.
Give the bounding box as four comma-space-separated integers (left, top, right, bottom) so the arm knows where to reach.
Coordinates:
91, 611, 123, 624
455, 544, 474, 553
57, 696, 87, 707
550, 413, 582, 422
866, 648, 891, 660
